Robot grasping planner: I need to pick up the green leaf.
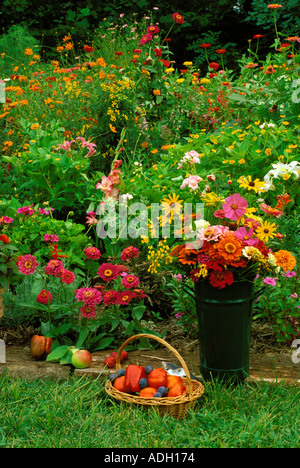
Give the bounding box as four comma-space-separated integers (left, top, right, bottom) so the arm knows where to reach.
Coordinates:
132, 305, 146, 321
46, 345, 69, 362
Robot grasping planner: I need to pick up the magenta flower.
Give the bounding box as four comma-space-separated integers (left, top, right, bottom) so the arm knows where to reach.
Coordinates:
44, 259, 64, 277
234, 227, 259, 246
75, 287, 103, 306
18, 254, 39, 275
97, 263, 120, 282
84, 246, 101, 260
60, 269, 75, 284
121, 274, 140, 289
222, 193, 248, 221
263, 277, 277, 286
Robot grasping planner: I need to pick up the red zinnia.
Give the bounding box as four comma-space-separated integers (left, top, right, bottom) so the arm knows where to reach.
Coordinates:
36, 290, 53, 304
208, 270, 234, 289
172, 13, 185, 24
216, 49, 226, 54
200, 43, 211, 48
154, 47, 162, 57
97, 263, 120, 282
209, 62, 219, 71
253, 34, 264, 39
147, 25, 160, 35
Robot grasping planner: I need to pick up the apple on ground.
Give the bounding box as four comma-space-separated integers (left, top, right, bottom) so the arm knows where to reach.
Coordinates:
71, 349, 93, 369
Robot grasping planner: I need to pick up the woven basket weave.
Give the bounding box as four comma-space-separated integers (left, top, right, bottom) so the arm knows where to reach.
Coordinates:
105, 333, 205, 420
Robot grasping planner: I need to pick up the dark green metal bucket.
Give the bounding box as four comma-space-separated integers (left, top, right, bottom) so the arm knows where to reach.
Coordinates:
195, 280, 256, 383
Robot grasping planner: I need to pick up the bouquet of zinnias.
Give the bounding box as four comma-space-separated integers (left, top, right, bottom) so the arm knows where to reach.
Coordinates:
169, 193, 297, 289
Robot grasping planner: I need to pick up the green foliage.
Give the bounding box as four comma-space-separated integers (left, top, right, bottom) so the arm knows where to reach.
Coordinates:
0, 25, 40, 77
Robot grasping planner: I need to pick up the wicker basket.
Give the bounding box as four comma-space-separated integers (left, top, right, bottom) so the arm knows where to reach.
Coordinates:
105, 333, 205, 420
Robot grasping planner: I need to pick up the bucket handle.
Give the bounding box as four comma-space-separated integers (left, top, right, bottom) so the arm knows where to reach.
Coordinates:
253, 286, 265, 300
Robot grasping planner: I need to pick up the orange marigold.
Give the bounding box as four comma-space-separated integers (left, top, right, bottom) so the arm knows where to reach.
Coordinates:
274, 250, 296, 271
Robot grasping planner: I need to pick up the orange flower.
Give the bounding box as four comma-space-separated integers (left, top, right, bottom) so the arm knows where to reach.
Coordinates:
64, 42, 73, 50
216, 233, 243, 262
178, 247, 198, 265
24, 48, 33, 55
274, 250, 296, 271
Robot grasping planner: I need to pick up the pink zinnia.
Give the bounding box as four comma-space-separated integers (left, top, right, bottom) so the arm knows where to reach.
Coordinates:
80, 304, 96, 319
196, 225, 224, 242
60, 269, 75, 284
97, 263, 120, 282
75, 287, 103, 306
121, 274, 140, 289
139, 33, 153, 45
121, 246, 140, 261
84, 246, 101, 260
44, 259, 64, 277
18, 254, 39, 275
36, 290, 53, 304
222, 193, 248, 221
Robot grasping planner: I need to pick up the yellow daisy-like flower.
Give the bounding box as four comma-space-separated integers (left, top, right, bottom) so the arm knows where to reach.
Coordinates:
255, 221, 277, 242
237, 175, 265, 193
161, 194, 183, 217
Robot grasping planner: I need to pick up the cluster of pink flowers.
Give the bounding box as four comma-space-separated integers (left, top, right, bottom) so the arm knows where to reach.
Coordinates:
96, 159, 122, 200
0, 216, 14, 224
17, 204, 35, 216
75, 287, 103, 319
180, 175, 203, 191
44, 234, 59, 242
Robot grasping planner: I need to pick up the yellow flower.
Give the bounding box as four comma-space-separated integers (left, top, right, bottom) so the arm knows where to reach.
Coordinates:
239, 159, 246, 164
265, 148, 272, 155
200, 78, 210, 84
161, 194, 183, 217
183, 61, 193, 66
255, 221, 277, 242
237, 175, 265, 193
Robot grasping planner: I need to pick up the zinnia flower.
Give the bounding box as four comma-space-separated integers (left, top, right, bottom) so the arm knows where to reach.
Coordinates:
172, 12, 185, 24
117, 290, 134, 305
147, 25, 160, 35
274, 250, 296, 271
84, 246, 101, 260
216, 49, 226, 54
60, 269, 75, 284
267, 4, 283, 8
44, 259, 64, 277
97, 263, 120, 281
75, 287, 103, 306
103, 290, 119, 305
121, 274, 140, 289
121, 246, 140, 261
84, 45, 94, 53
208, 269, 234, 289
36, 290, 53, 304
222, 193, 248, 221
80, 304, 96, 319
18, 254, 39, 275
217, 233, 243, 263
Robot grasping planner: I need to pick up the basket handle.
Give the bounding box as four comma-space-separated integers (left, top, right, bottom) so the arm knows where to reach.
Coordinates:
115, 333, 193, 395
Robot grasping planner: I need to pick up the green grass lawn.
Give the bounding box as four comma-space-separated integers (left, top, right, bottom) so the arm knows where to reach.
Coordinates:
0, 372, 299, 448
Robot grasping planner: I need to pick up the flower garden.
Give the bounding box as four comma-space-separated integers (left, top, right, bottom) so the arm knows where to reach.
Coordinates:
0, 3, 299, 448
